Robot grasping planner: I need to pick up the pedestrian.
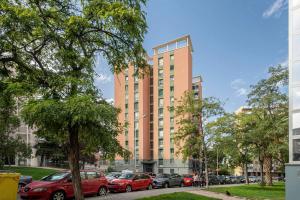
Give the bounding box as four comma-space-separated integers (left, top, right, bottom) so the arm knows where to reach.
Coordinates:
193, 173, 198, 187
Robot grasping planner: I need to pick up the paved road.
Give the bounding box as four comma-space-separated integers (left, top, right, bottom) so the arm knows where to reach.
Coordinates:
89, 187, 195, 200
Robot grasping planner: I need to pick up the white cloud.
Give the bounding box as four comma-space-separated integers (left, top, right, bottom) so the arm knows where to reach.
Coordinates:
95, 73, 112, 84
105, 98, 114, 104
262, 0, 287, 18
230, 78, 248, 97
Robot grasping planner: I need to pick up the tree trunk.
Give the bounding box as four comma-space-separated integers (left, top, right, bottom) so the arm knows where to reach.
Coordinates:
68, 128, 84, 200
264, 155, 273, 186
40, 154, 44, 167
259, 158, 265, 186
244, 163, 249, 184
204, 149, 209, 188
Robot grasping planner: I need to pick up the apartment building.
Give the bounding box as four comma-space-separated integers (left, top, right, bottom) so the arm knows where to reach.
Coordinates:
114, 35, 202, 174
286, 0, 300, 199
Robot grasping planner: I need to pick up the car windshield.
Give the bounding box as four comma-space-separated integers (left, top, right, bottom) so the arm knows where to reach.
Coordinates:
156, 174, 169, 178
41, 172, 69, 181
106, 173, 120, 178
183, 175, 193, 178
118, 173, 134, 179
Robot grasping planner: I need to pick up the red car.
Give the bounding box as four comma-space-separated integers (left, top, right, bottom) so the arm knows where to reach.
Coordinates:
108, 173, 153, 192
182, 174, 194, 186
19, 170, 108, 200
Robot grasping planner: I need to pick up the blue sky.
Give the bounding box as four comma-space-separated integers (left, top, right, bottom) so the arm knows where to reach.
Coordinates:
95, 0, 288, 112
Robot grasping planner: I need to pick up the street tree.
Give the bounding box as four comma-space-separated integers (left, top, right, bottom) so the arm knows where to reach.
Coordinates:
0, 0, 147, 199
246, 65, 288, 186
173, 91, 224, 188
211, 113, 254, 184
0, 71, 31, 168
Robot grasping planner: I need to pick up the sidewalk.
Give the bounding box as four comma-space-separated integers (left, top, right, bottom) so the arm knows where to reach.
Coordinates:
188, 189, 246, 200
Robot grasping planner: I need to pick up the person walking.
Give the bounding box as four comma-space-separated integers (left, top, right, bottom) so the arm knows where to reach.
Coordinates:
193, 173, 199, 187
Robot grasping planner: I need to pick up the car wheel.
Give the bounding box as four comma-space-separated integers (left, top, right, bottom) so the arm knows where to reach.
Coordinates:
98, 186, 107, 196
147, 184, 153, 190
51, 191, 65, 200
163, 182, 169, 188
125, 185, 132, 192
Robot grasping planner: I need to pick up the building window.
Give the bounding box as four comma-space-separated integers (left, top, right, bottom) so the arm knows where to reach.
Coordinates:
170, 96, 174, 103
135, 140, 139, 146
134, 83, 138, 92
170, 55, 174, 61
159, 139, 163, 147
135, 130, 139, 138
134, 122, 139, 130
159, 98, 164, 107
125, 140, 128, 146
170, 86, 174, 93
125, 104, 128, 109
170, 117, 174, 124
158, 159, 163, 166
125, 130, 128, 136
158, 69, 164, 75
125, 85, 128, 91
159, 119, 164, 127
170, 127, 174, 134
170, 159, 174, 164
134, 102, 139, 110
134, 76, 139, 82
159, 129, 163, 137
134, 112, 139, 119
170, 138, 174, 145
158, 57, 164, 66
159, 108, 163, 117
158, 168, 164, 173
159, 149, 164, 158
170, 65, 174, 71
170, 169, 174, 174
158, 79, 163, 87
159, 89, 163, 97
134, 93, 139, 101
170, 148, 174, 157
170, 75, 174, 81
125, 76, 128, 82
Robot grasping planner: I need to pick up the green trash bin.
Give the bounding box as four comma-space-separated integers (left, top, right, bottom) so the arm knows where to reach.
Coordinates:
0, 173, 20, 200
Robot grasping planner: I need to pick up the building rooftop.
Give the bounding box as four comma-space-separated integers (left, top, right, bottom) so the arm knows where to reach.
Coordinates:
152, 35, 193, 55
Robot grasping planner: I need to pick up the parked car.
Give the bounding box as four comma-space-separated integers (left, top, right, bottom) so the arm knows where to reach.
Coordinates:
105, 172, 121, 181
152, 173, 184, 188
182, 174, 193, 186
229, 176, 243, 184
216, 175, 226, 184
108, 173, 152, 192
19, 175, 33, 191
208, 175, 220, 185
248, 176, 258, 183
19, 170, 108, 200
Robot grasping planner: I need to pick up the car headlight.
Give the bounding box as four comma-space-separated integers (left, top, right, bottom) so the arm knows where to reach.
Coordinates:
32, 187, 48, 192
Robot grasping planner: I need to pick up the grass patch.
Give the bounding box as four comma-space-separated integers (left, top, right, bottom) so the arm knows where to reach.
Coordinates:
4, 166, 58, 180
207, 182, 285, 200
137, 192, 219, 200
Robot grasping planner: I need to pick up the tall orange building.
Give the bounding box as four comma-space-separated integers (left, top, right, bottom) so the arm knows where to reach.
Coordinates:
114, 35, 202, 174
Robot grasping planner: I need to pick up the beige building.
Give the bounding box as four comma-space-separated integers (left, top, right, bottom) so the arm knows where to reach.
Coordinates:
114, 35, 202, 174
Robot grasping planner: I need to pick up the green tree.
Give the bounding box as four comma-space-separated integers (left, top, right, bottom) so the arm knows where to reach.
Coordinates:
212, 113, 254, 184
0, 72, 32, 168
0, 0, 147, 199
246, 65, 288, 186
174, 91, 224, 188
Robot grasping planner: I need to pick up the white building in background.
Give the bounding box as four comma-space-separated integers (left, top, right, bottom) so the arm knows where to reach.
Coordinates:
286, 0, 300, 199
14, 99, 39, 167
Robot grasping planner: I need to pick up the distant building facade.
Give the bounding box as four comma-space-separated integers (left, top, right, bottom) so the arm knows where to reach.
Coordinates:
114, 35, 202, 174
